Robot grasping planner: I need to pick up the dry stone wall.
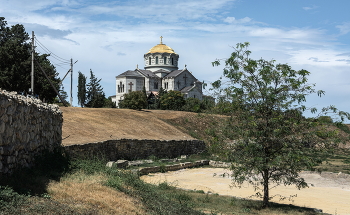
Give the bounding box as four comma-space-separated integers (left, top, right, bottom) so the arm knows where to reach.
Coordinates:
0, 89, 62, 175
65, 139, 206, 160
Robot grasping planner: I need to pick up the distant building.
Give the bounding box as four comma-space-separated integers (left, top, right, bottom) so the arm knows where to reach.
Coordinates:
112, 37, 203, 107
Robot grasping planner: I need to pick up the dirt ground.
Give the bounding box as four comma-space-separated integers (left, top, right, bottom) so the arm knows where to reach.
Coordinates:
141, 168, 350, 215
61, 107, 196, 145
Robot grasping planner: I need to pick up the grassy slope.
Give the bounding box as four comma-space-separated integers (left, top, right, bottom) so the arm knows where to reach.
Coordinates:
61, 107, 197, 145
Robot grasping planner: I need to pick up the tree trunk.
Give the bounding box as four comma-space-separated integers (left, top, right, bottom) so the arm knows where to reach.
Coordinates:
262, 169, 269, 208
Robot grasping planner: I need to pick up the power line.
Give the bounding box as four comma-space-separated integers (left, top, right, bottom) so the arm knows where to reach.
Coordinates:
34, 37, 70, 63
35, 41, 70, 64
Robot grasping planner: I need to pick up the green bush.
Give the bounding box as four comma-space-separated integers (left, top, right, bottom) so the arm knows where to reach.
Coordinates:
161, 90, 185, 111
0, 186, 27, 209
318, 116, 333, 124
182, 98, 202, 112
119, 91, 147, 110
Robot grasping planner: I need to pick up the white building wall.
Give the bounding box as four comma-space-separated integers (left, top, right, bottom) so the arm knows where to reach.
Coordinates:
186, 87, 203, 100
115, 77, 127, 107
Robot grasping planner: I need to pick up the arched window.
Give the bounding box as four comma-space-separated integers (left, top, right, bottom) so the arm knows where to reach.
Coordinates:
149, 57, 151, 65
171, 58, 174, 65
164, 57, 167, 65
156, 56, 158, 64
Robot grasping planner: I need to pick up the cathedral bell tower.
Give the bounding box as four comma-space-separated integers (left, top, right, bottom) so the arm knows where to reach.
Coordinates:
144, 36, 179, 76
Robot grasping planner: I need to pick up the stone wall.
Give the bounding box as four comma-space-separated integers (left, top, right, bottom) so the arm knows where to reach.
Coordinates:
64, 139, 206, 161
0, 89, 62, 175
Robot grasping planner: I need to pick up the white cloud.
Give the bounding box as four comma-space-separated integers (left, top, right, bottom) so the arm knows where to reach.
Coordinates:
302, 5, 318, 11
224, 16, 251, 24
336, 22, 350, 35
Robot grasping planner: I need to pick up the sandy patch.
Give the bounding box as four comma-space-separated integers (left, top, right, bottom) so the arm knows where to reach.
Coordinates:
141, 168, 350, 215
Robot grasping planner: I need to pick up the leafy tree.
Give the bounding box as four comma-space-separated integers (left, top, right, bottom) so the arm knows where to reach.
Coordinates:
182, 97, 202, 112
0, 17, 60, 103
142, 86, 148, 108
160, 90, 185, 111
183, 97, 216, 113
211, 42, 350, 208
201, 96, 215, 111
85, 69, 105, 108
155, 87, 167, 109
77, 71, 87, 107
54, 84, 69, 105
119, 91, 147, 110
103, 97, 116, 108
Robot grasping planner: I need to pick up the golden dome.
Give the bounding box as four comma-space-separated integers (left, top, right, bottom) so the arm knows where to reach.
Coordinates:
146, 36, 176, 54
147, 43, 176, 54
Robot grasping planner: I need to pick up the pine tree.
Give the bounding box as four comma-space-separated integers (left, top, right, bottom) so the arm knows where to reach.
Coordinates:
77, 71, 87, 107
85, 69, 105, 108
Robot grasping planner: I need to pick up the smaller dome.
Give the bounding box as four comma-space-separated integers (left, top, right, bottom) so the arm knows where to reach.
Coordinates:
147, 43, 176, 54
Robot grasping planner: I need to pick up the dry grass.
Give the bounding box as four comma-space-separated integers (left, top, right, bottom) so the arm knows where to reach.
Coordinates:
48, 172, 146, 215
61, 107, 197, 145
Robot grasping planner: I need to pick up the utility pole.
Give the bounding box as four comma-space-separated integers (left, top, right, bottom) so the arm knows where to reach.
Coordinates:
70, 58, 73, 106
70, 58, 78, 106
31, 31, 35, 95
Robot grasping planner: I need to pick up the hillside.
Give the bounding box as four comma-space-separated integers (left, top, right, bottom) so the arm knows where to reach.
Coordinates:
61, 107, 350, 148
61, 107, 199, 146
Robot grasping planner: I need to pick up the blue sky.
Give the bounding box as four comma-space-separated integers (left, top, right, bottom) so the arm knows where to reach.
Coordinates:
1, 0, 349, 119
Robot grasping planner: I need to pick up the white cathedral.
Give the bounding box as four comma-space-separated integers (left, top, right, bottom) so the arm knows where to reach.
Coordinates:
112, 37, 203, 107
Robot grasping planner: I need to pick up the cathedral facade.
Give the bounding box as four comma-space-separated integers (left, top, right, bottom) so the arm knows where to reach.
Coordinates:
113, 37, 203, 107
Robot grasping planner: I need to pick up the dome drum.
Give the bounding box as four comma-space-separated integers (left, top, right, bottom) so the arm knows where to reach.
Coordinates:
144, 47, 179, 72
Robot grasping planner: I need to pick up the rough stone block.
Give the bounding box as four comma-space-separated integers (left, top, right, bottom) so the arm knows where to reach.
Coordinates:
106, 161, 115, 168
116, 160, 128, 169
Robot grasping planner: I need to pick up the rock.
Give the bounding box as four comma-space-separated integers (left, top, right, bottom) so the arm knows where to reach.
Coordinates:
106, 161, 115, 167
116, 160, 128, 169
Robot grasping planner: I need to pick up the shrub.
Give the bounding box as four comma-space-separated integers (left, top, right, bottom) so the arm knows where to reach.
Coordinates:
161, 90, 185, 110
119, 91, 147, 110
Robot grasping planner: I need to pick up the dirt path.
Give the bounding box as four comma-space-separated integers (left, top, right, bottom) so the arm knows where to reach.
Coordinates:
141, 168, 350, 215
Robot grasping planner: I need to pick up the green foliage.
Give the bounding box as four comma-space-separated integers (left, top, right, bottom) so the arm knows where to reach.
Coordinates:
77, 71, 87, 107
155, 87, 167, 109
336, 123, 350, 134
0, 186, 27, 209
211, 42, 350, 208
0, 17, 60, 103
161, 90, 185, 111
103, 97, 116, 108
119, 91, 147, 110
182, 98, 202, 112
58, 85, 68, 103
85, 69, 106, 108
182, 97, 215, 113
70, 158, 107, 175
105, 170, 204, 215
317, 116, 333, 124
